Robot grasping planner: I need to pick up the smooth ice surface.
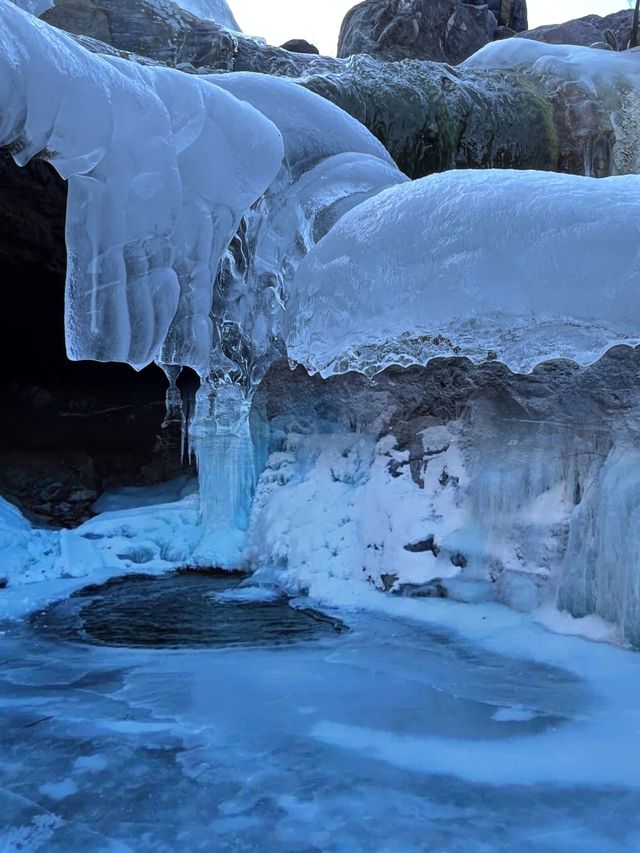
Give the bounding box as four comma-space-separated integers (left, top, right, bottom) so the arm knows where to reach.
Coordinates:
0, 3, 283, 374
285, 170, 640, 378
2, 591, 640, 850
174, 0, 240, 29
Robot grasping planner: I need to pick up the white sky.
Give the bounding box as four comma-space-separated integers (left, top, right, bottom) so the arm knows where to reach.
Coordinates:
230, 1, 631, 55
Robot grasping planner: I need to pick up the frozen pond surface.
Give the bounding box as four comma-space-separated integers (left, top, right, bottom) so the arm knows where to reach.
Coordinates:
1, 576, 640, 851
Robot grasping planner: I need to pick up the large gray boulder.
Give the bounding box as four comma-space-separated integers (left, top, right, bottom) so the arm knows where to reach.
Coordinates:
519, 10, 634, 50
337, 0, 498, 63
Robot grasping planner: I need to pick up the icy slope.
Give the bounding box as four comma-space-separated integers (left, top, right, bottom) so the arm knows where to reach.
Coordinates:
0, 2, 283, 374
285, 169, 640, 378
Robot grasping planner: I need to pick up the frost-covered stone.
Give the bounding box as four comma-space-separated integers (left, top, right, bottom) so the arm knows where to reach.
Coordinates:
519, 10, 634, 50
174, 0, 239, 30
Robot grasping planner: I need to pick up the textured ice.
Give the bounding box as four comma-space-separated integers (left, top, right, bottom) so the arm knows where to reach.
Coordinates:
209, 73, 395, 173
0, 3, 283, 374
3, 587, 640, 849
183, 72, 405, 550
285, 170, 640, 378
206, 71, 405, 389
174, 0, 240, 29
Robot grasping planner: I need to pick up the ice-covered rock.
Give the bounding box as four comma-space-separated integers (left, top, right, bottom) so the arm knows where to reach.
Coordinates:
38, 0, 639, 179
300, 55, 559, 178
10, 0, 54, 15
558, 447, 640, 647
285, 170, 640, 379
249, 348, 640, 645
42, 0, 340, 76
464, 38, 640, 175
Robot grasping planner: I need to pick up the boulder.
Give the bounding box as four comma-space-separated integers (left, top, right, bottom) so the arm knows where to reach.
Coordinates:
337, 0, 497, 63
300, 56, 558, 178
280, 38, 320, 55
519, 10, 634, 50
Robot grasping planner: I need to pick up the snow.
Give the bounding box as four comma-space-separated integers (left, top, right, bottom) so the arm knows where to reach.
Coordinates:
249, 429, 469, 597
208, 586, 282, 603
285, 170, 640, 378
91, 475, 197, 513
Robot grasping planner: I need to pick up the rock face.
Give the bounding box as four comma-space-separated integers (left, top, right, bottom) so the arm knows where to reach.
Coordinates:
337, 0, 498, 63
301, 56, 558, 178
42, 0, 339, 75
519, 10, 634, 50
39, 0, 636, 182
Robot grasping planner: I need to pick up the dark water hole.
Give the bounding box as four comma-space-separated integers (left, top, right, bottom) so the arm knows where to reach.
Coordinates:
29, 572, 346, 649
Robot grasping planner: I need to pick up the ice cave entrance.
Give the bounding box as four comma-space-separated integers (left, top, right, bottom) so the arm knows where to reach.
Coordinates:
30, 573, 346, 649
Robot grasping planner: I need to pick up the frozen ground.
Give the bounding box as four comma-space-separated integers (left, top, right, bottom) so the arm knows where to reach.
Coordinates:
2, 576, 640, 852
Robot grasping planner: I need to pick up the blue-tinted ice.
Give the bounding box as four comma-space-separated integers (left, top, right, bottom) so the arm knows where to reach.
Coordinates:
2, 578, 640, 851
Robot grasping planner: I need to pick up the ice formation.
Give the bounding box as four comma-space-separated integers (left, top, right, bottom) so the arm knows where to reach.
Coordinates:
186, 73, 404, 556
0, 2, 283, 375
285, 169, 640, 378
3, 3, 640, 644
558, 447, 640, 647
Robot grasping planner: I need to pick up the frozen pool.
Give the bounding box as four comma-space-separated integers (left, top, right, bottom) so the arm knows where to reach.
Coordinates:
1, 583, 640, 851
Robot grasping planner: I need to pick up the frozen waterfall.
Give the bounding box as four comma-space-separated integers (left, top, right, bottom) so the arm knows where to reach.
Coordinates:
3, 3, 640, 638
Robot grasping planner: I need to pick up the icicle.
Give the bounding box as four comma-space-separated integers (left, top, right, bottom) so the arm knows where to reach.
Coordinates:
189, 377, 259, 565
160, 363, 190, 464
